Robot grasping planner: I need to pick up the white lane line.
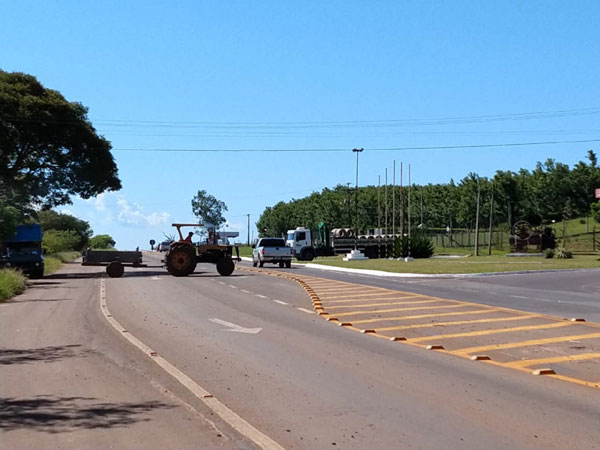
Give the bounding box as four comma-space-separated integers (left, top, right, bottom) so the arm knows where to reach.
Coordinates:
296, 308, 316, 314
100, 279, 282, 450
511, 295, 528, 299
151, 276, 160, 280
218, 281, 226, 285
240, 289, 252, 294
273, 300, 289, 306
228, 285, 238, 289
209, 318, 262, 334
255, 294, 268, 299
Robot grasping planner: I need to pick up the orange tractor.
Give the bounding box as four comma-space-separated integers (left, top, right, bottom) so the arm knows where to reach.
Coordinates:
164, 223, 240, 276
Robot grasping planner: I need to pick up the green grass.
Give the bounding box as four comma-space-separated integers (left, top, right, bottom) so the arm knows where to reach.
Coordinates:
236, 246, 254, 258
44, 251, 81, 276
0, 269, 27, 301
434, 246, 508, 256
308, 254, 600, 274
550, 216, 596, 236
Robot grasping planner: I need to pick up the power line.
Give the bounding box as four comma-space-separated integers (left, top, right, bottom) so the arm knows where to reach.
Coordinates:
112, 138, 600, 153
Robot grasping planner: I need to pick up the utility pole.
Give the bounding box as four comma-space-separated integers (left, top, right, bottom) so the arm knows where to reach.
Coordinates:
475, 177, 481, 256
384, 168, 388, 234
345, 182, 352, 228
377, 175, 381, 235
378, 175, 381, 259
487, 185, 494, 256
420, 185, 424, 227
400, 162, 404, 238
408, 164, 411, 257
247, 214, 250, 246
392, 161, 396, 237
352, 148, 364, 249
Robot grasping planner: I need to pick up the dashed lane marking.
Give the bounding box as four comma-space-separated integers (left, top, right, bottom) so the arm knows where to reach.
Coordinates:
296, 308, 316, 314
100, 278, 284, 450
273, 300, 289, 305
255, 294, 268, 299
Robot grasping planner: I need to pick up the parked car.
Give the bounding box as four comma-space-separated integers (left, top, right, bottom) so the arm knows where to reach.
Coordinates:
157, 241, 172, 252
252, 237, 293, 268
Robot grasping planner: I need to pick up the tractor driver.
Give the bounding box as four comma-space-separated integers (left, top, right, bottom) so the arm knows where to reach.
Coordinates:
183, 231, 194, 243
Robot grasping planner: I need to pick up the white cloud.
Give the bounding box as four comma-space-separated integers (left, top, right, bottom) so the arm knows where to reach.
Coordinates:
115, 195, 170, 226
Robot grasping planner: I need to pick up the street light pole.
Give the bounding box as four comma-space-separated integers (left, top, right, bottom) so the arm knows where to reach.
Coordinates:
352, 147, 364, 250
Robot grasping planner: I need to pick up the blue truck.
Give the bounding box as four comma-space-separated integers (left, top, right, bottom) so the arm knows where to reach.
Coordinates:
0, 224, 44, 278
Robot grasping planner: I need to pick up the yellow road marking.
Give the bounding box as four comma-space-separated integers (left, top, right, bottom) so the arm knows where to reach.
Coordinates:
325, 294, 425, 304
320, 291, 424, 300
454, 332, 600, 355
505, 352, 600, 368
352, 308, 496, 324
408, 321, 574, 343
326, 299, 443, 310
334, 303, 472, 318
374, 315, 537, 331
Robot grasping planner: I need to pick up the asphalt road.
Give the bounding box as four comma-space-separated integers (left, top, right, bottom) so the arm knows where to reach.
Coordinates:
2, 254, 599, 449
286, 264, 600, 322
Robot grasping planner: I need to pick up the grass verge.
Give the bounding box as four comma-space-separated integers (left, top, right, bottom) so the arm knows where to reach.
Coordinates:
0, 269, 27, 301
44, 251, 81, 276
308, 254, 600, 274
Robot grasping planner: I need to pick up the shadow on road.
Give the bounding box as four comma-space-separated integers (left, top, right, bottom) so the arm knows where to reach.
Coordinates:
0, 345, 92, 365
0, 396, 174, 433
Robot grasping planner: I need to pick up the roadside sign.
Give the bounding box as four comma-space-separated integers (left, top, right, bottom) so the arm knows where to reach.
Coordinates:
595, 188, 600, 199
150, 239, 155, 245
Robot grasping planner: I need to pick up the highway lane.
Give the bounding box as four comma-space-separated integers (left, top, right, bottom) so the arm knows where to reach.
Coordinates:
0, 261, 243, 450
278, 263, 600, 322
102, 253, 599, 449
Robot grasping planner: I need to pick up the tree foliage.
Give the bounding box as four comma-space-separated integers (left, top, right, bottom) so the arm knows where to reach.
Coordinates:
0, 70, 121, 210
257, 151, 600, 236
191, 190, 228, 228
36, 210, 92, 251
42, 230, 81, 254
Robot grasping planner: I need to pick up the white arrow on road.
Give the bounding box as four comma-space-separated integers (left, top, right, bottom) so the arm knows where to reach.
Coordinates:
209, 318, 263, 334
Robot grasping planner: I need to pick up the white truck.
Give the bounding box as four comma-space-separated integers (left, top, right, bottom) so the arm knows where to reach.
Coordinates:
252, 237, 293, 268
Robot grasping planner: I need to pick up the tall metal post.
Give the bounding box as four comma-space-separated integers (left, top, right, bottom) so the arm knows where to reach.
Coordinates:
475, 177, 481, 256
488, 185, 494, 256
392, 161, 396, 237
345, 182, 352, 228
378, 175, 381, 258
400, 162, 404, 238
247, 214, 250, 246
352, 148, 364, 250
408, 164, 411, 257
385, 168, 388, 234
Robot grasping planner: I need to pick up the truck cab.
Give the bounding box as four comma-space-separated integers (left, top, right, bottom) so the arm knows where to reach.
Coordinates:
0, 224, 44, 278
286, 227, 315, 261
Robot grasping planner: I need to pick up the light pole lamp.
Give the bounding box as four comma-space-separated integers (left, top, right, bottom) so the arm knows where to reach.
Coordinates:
352, 147, 364, 248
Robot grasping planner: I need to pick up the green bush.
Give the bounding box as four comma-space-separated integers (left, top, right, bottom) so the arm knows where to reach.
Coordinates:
556, 247, 573, 259
89, 234, 115, 249
0, 268, 27, 301
393, 232, 434, 259
544, 249, 555, 259
42, 230, 81, 254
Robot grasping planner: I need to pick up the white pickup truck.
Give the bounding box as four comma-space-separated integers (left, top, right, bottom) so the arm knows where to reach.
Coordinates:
252, 237, 293, 268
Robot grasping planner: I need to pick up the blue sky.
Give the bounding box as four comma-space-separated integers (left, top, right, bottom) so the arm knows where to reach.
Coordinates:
2, 1, 600, 248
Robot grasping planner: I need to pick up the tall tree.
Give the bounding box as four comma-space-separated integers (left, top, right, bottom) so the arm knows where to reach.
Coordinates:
191, 190, 228, 228
37, 210, 92, 251
0, 70, 121, 210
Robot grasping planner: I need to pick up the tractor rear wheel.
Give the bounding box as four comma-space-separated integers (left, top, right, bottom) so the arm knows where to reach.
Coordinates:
216, 257, 235, 276
166, 245, 197, 276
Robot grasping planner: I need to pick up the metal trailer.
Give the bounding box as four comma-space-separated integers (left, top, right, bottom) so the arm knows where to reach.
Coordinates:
82, 249, 146, 277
